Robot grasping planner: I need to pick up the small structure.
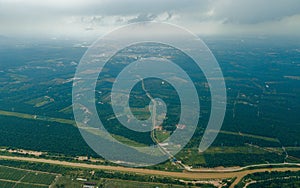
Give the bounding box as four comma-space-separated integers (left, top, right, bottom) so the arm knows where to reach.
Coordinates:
83, 182, 97, 188
176, 124, 186, 129
76, 178, 87, 181
158, 142, 169, 147
154, 125, 162, 131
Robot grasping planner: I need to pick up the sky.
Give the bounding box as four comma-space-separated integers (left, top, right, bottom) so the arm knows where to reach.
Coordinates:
0, 0, 300, 38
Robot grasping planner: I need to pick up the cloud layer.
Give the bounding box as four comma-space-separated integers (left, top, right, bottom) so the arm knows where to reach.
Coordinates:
0, 0, 299, 38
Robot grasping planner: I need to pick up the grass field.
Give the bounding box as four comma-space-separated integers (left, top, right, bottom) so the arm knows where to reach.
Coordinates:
25, 96, 54, 108
103, 179, 192, 188
54, 177, 193, 188
0, 181, 16, 187
0, 110, 75, 125
0, 165, 57, 188
219, 130, 280, 143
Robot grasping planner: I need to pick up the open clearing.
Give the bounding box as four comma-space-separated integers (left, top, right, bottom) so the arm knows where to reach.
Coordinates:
0, 109, 280, 143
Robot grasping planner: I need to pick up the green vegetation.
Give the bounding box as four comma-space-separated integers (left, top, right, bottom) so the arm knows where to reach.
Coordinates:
0, 165, 56, 187
203, 153, 284, 168
53, 176, 82, 188
218, 130, 279, 143
14, 184, 48, 188
176, 148, 206, 167
21, 173, 56, 185
0, 181, 16, 188
0, 160, 217, 187
0, 116, 97, 157
0, 166, 27, 181
59, 105, 73, 114
25, 96, 54, 108
0, 38, 299, 170
101, 179, 190, 188
235, 170, 300, 188
247, 178, 300, 188
154, 130, 171, 142
0, 110, 75, 125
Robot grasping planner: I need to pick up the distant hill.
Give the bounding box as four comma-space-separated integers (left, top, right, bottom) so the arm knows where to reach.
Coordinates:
0, 35, 9, 41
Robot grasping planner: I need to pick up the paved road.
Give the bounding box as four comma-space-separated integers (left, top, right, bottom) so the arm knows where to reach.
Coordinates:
187, 162, 300, 173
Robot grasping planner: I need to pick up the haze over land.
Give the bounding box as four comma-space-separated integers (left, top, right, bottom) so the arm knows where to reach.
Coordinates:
0, 1, 300, 187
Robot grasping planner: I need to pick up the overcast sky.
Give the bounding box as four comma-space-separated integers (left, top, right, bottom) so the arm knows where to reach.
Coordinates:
0, 0, 300, 38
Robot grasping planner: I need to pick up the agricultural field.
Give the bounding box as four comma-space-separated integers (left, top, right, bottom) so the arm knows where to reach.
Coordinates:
0, 159, 221, 188
235, 170, 300, 188
0, 165, 57, 188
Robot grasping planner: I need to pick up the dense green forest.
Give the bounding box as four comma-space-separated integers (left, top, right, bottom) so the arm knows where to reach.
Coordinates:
0, 37, 299, 167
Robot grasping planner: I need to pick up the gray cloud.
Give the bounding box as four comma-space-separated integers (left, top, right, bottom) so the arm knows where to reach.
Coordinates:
78, 0, 207, 16
0, 0, 299, 37
208, 0, 300, 24
127, 14, 157, 23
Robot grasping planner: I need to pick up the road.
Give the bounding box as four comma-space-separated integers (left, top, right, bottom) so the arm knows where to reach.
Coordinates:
141, 80, 188, 170
0, 155, 299, 188
187, 162, 300, 173
141, 80, 175, 160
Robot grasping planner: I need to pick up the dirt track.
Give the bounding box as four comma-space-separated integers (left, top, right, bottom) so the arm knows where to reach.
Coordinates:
0, 155, 300, 187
